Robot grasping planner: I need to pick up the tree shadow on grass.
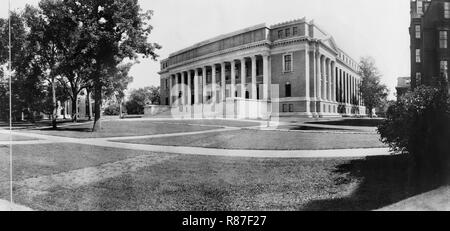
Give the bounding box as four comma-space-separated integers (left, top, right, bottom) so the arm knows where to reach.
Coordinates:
301, 154, 442, 211
38, 127, 93, 133
306, 119, 384, 127
289, 126, 350, 131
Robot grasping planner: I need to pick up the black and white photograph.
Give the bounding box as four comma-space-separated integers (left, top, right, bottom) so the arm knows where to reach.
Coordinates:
0, 0, 449, 216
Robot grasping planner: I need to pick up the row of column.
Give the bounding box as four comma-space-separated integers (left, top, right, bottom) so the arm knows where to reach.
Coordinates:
336, 68, 363, 106
316, 54, 337, 102
168, 54, 271, 106
313, 51, 363, 108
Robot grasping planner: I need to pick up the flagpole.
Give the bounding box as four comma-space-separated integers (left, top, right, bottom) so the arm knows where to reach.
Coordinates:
9, 0, 14, 209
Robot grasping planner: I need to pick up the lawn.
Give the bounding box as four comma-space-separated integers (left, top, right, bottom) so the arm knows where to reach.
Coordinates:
8, 153, 424, 211
0, 142, 425, 211
23, 120, 223, 138
0, 119, 90, 129
115, 129, 386, 150
13, 155, 360, 211
0, 143, 164, 184
0, 133, 38, 141
150, 119, 261, 128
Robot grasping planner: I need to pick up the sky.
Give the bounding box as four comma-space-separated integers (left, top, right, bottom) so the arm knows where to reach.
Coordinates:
2, 0, 411, 99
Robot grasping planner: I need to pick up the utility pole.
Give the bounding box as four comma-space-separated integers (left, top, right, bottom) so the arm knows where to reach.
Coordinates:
8, 0, 14, 208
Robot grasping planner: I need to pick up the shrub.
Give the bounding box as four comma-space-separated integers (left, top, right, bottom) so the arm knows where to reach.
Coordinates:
103, 104, 120, 116
125, 100, 144, 115
377, 86, 450, 189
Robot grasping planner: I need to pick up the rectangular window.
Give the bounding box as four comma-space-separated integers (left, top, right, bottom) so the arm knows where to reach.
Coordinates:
415, 25, 421, 39
293, 27, 298, 36
283, 54, 293, 72
417, 1, 423, 14
282, 104, 288, 112
416, 49, 421, 63
445, 2, 450, 18
278, 30, 283, 39
440, 60, 448, 80
289, 104, 294, 113
416, 72, 422, 85
285, 83, 291, 97
285, 28, 291, 37
440, 31, 448, 48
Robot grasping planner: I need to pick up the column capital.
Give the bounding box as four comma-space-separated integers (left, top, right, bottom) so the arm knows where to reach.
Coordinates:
315, 50, 321, 58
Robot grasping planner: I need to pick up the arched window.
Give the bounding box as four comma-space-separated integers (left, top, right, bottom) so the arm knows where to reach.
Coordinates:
285, 82, 292, 97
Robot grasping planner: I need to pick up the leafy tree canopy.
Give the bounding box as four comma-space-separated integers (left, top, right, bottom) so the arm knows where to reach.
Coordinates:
359, 56, 389, 117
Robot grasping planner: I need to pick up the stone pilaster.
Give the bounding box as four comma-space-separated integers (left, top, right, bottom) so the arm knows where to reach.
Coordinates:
211, 65, 216, 103
202, 67, 207, 103
221, 63, 226, 101
231, 60, 236, 98
187, 71, 192, 105
316, 54, 321, 101
194, 69, 199, 104
251, 56, 257, 100
240, 58, 246, 98
262, 54, 270, 100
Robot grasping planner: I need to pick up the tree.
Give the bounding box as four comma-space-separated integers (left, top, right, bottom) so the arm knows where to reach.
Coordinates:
23, 2, 75, 128
0, 11, 41, 121
358, 57, 389, 117
103, 63, 134, 118
125, 86, 160, 115
378, 85, 450, 190
64, 0, 161, 131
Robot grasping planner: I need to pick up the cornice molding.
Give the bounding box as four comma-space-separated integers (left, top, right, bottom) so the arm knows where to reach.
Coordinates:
165, 40, 272, 71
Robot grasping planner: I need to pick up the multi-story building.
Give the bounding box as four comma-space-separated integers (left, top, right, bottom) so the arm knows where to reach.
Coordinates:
410, 0, 450, 93
56, 88, 94, 120
159, 18, 366, 119
396, 77, 412, 100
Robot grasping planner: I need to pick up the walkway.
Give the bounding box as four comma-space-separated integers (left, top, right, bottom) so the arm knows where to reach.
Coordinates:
378, 186, 450, 211
0, 199, 33, 211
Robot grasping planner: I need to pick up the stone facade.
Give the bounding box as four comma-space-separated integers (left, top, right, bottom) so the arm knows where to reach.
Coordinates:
56, 89, 94, 120
159, 18, 366, 119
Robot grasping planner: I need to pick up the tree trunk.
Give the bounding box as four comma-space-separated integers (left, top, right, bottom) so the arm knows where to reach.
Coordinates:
366, 106, 371, 118
87, 89, 92, 121
52, 77, 57, 129
28, 107, 35, 123
71, 96, 78, 123
92, 78, 102, 132
119, 99, 123, 119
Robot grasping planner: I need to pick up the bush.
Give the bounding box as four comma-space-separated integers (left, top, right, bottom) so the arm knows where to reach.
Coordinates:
103, 104, 120, 116
125, 100, 144, 115
377, 86, 450, 189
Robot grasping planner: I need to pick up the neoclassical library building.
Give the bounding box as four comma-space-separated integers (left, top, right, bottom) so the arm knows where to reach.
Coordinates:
158, 18, 366, 119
